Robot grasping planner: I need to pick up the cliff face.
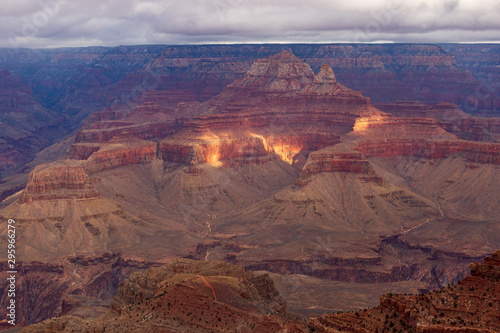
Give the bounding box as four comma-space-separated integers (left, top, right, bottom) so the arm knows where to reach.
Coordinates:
3, 50, 500, 329
297, 149, 377, 186
19, 161, 99, 203
22, 260, 305, 332
0, 254, 158, 327
158, 51, 379, 168
309, 251, 500, 333
1, 43, 498, 202
82, 139, 158, 174
0, 70, 69, 177
376, 102, 500, 142
17, 252, 500, 332
355, 140, 500, 164
439, 44, 500, 117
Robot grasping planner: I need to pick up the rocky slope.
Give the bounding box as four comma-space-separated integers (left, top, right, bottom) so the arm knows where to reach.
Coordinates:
1, 43, 498, 200
376, 102, 500, 142
158, 52, 378, 169
16, 252, 500, 332
0, 69, 69, 178
2, 50, 500, 327
309, 250, 500, 332
0, 253, 159, 328
21, 260, 305, 332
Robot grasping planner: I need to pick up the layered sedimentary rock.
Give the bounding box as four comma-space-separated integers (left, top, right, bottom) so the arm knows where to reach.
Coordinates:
297, 148, 377, 186
377, 102, 500, 142
309, 251, 500, 332
3, 49, 500, 330
18, 137, 158, 204
19, 161, 99, 203
22, 260, 305, 332
439, 44, 500, 117
82, 138, 158, 174
0, 254, 159, 327
355, 139, 500, 164
0, 70, 68, 177
159, 51, 379, 168
2, 43, 499, 203
75, 101, 184, 144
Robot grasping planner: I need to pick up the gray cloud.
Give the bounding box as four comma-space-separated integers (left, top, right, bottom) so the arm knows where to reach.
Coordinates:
1, 0, 499, 48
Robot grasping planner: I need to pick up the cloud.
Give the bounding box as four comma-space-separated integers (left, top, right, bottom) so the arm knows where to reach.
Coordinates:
0, 0, 499, 48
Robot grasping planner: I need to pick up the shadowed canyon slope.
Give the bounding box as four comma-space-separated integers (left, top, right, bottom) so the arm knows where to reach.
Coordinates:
19, 260, 306, 333
1, 48, 500, 328
17, 252, 500, 332
310, 250, 500, 332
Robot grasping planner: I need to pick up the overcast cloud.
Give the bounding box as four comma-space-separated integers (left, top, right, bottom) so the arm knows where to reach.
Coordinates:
1, 0, 499, 48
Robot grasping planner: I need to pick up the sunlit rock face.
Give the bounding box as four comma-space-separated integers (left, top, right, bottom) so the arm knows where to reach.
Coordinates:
159, 51, 382, 168
4, 49, 500, 330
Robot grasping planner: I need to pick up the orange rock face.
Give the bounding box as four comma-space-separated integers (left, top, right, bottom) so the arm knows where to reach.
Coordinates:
159, 51, 381, 168
309, 251, 500, 333
19, 161, 99, 203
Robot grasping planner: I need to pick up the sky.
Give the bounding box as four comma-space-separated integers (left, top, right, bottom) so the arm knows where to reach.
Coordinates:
1, 0, 500, 48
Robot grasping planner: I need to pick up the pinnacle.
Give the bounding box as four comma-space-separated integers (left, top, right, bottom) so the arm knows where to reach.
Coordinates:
267, 50, 302, 62
315, 64, 337, 83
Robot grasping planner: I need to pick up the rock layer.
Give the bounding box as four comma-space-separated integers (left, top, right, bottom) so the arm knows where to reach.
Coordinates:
19, 161, 99, 203
159, 51, 380, 168
309, 251, 500, 332
22, 259, 305, 332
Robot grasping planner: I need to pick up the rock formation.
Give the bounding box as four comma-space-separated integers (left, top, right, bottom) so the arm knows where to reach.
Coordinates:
309, 251, 500, 332
16, 252, 500, 332
1, 43, 499, 202
21, 260, 306, 332
376, 102, 500, 142
0, 253, 159, 327
19, 161, 99, 203
158, 51, 378, 168
0, 69, 68, 177
2, 49, 500, 329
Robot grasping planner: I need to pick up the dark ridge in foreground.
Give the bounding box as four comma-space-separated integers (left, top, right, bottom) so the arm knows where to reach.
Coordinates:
310, 250, 500, 333
17, 251, 500, 332
20, 259, 306, 332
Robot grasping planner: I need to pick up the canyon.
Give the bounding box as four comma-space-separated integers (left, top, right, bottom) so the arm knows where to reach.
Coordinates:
15, 251, 500, 332
0, 46, 499, 330
310, 250, 500, 332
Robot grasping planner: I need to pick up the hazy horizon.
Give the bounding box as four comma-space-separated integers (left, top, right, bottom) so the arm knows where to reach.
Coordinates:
1, 0, 499, 48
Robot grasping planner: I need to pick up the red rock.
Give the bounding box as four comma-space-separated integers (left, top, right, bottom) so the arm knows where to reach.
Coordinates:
0, 254, 159, 327
22, 259, 306, 332
68, 144, 101, 160
298, 150, 375, 185
75, 121, 178, 143
159, 52, 379, 167
376, 102, 500, 142
19, 160, 99, 203
83, 139, 158, 174
355, 139, 500, 165
309, 251, 500, 332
